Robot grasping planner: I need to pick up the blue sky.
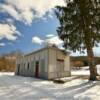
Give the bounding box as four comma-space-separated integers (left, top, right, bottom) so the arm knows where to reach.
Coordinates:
0, 16, 59, 54
0, 0, 65, 54
0, 0, 100, 56
0, 15, 58, 53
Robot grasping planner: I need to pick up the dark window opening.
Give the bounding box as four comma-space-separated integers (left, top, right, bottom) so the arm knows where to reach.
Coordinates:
27, 62, 30, 70
35, 61, 39, 77
17, 64, 20, 75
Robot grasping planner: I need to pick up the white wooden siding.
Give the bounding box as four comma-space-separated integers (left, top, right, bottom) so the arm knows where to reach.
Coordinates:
48, 49, 56, 72
64, 56, 70, 71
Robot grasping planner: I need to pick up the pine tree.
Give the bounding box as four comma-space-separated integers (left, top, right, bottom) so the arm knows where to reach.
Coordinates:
56, 0, 100, 80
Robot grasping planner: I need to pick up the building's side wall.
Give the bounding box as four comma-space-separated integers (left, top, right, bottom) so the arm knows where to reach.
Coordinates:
16, 49, 48, 79
15, 47, 71, 80
48, 48, 71, 79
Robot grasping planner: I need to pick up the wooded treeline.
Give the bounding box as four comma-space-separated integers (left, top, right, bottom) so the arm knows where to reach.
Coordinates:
0, 50, 23, 72
71, 56, 100, 68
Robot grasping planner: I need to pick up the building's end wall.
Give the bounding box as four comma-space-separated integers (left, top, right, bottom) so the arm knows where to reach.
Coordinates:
64, 55, 71, 75
15, 57, 23, 75
48, 48, 71, 79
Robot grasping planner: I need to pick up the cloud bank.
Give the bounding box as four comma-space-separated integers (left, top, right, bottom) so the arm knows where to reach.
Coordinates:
0, 0, 65, 46
32, 34, 63, 46
32, 36, 44, 45
0, 23, 20, 41
4, 0, 65, 25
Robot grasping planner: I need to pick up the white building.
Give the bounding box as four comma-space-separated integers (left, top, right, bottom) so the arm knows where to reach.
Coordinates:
15, 46, 71, 79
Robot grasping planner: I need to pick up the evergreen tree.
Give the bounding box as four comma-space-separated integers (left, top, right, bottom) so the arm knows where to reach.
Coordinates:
56, 0, 100, 80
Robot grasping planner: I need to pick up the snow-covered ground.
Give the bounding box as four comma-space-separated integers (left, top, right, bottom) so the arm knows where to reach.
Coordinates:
71, 65, 100, 75
0, 73, 99, 100
0, 66, 100, 100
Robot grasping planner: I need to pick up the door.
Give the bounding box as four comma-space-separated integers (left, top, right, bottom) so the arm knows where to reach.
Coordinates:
57, 59, 64, 78
35, 61, 39, 77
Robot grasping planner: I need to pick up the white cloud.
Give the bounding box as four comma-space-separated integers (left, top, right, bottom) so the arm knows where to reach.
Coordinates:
0, 23, 21, 41
0, 43, 5, 47
0, 4, 20, 21
6, 18, 14, 24
20, 10, 33, 25
32, 35, 63, 46
0, 0, 65, 46
46, 36, 63, 46
3, 0, 65, 25
32, 36, 44, 45
46, 34, 55, 38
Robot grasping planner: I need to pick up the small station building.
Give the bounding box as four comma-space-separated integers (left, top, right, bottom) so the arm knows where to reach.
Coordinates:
15, 46, 71, 79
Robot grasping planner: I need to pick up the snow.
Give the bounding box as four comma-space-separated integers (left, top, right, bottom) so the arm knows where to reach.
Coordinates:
71, 67, 89, 76
71, 65, 100, 76
0, 66, 100, 100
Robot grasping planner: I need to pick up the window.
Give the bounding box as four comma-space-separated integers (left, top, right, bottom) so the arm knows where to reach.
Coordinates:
27, 62, 30, 70
18, 64, 20, 67
17, 64, 20, 75
24, 63, 25, 68
31, 61, 34, 67
41, 59, 45, 72
57, 59, 64, 72
35, 61, 39, 77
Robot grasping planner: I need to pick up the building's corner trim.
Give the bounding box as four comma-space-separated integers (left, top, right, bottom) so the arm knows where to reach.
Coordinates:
47, 47, 49, 79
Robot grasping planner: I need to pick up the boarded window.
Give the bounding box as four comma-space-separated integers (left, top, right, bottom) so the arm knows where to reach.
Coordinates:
25, 63, 28, 70
57, 59, 64, 72
31, 61, 34, 67
40, 59, 45, 72
30, 61, 35, 73
24, 63, 25, 67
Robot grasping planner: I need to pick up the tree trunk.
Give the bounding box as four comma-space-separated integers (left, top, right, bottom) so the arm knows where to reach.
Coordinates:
87, 47, 97, 81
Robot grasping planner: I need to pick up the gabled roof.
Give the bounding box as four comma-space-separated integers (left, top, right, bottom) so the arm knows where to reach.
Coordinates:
25, 45, 69, 57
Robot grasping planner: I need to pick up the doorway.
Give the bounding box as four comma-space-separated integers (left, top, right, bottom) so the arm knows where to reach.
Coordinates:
57, 59, 64, 78
17, 64, 20, 75
35, 61, 39, 77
